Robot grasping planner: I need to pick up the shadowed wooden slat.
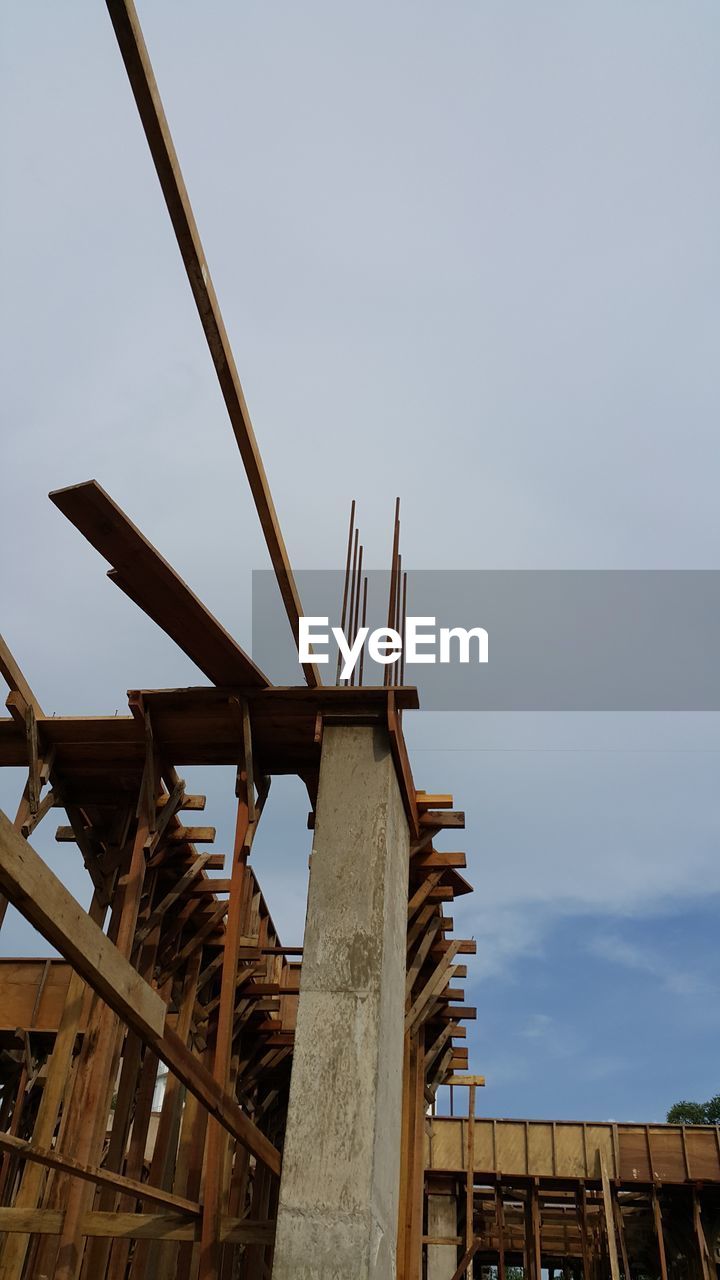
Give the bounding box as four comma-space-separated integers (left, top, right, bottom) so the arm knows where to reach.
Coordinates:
50, 480, 268, 688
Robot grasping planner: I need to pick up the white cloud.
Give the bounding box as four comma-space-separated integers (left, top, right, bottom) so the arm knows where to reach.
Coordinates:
520, 1013, 553, 1039
588, 933, 705, 997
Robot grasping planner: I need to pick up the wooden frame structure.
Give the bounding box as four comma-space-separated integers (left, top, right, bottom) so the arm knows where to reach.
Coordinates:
0, 14, 476, 1277
9, 5, 715, 1280
0, 657, 475, 1278
424, 1111, 720, 1280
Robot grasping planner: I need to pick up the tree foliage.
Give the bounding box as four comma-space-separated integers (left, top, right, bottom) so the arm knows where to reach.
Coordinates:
667, 1094, 720, 1125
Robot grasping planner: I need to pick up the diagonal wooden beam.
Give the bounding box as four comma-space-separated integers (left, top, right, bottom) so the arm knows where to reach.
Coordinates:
0, 1132, 200, 1218
405, 941, 461, 1036
450, 1240, 481, 1280
102, 0, 320, 687
0, 635, 43, 715
49, 480, 268, 688
0, 811, 281, 1178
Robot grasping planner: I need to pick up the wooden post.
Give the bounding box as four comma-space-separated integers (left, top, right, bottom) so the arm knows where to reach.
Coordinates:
198, 784, 253, 1280
599, 1156, 620, 1280
466, 1083, 476, 1255
496, 1183, 506, 1280
47, 766, 153, 1280
398, 1024, 427, 1280
692, 1188, 712, 1280
0, 897, 105, 1280
529, 1181, 542, 1280
578, 1185, 592, 1280
613, 1189, 631, 1280
651, 1188, 668, 1280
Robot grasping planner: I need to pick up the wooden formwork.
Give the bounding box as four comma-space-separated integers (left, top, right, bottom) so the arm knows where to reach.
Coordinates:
423, 1113, 720, 1280
0, 659, 476, 1280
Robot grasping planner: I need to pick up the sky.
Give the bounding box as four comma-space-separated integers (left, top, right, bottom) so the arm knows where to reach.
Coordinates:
2, 0, 720, 1123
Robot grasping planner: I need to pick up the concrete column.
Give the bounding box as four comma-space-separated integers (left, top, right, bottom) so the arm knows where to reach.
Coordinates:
426, 1192, 459, 1280
271, 724, 410, 1280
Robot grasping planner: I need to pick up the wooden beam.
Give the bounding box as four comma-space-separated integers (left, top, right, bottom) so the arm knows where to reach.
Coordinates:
0, 1209, 273, 1244
0, 1132, 199, 1218
0, 809, 164, 1040
405, 942, 460, 1035
614, 1188, 632, 1280
50, 481, 268, 688
599, 1155, 621, 1280
652, 1188, 669, 1280
496, 1188, 506, 1280
387, 691, 420, 838
0, 812, 281, 1178
692, 1188, 712, 1280
419, 811, 465, 830
199, 787, 253, 1277
465, 1082, 476, 1255
449, 1240, 481, 1280
135, 854, 211, 943
527, 1182, 542, 1280
413, 851, 467, 871
101, 0, 320, 686
0, 635, 42, 714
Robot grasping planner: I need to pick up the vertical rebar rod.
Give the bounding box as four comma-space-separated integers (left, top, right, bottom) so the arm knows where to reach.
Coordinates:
399, 570, 408, 687
350, 544, 363, 686
335, 501, 356, 684
344, 528, 359, 684
384, 497, 401, 686
358, 577, 368, 687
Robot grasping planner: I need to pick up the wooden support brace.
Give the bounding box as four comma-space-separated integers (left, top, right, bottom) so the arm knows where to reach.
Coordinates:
0, 1132, 200, 1217
0, 811, 281, 1177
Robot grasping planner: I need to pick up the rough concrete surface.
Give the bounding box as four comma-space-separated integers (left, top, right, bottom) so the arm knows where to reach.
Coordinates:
271, 724, 410, 1279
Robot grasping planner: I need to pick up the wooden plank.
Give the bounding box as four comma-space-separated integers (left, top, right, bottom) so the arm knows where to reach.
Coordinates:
0, 635, 42, 713
407, 872, 441, 920
168, 826, 216, 844
652, 1189, 669, 1280
449, 1240, 481, 1280
136, 854, 211, 941
405, 943, 460, 1035
0, 811, 281, 1178
466, 1083, 476, 1253
0, 1132, 200, 1217
496, 1188, 506, 1280
614, 1189, 632, 1280
50, 481, 268, 688
0, 1210, 272, 1243
101, 0, 319, 686
0, 906, 103, 1280
405, 918, 441, 997
199, 787, 253, 1278
0, 810, 164, 1040
413, 851, 467, 870
51, 782, 154, 1280
527, 1182, 542, 1280
387, 691, 420, 838
692, 1188, 712, 1280
419, 811, 465, 830
415, 793, 454, 810
599, 1154, 620, 1280
157, 792, 205, 810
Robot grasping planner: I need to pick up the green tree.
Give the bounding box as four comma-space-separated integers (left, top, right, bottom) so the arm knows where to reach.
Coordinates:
704, 1094, 720, 1122
667, 1094, 720, 1124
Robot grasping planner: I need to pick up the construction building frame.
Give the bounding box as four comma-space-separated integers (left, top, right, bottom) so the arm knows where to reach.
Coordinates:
1, 3, 719, 1278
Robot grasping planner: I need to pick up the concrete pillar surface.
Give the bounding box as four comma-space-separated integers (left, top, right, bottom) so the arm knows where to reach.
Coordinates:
426, 1192, 459, 1280
271, 724, 410, 1280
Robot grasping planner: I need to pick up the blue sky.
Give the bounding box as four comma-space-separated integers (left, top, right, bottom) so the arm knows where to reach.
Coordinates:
2, 0, 720, 1122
